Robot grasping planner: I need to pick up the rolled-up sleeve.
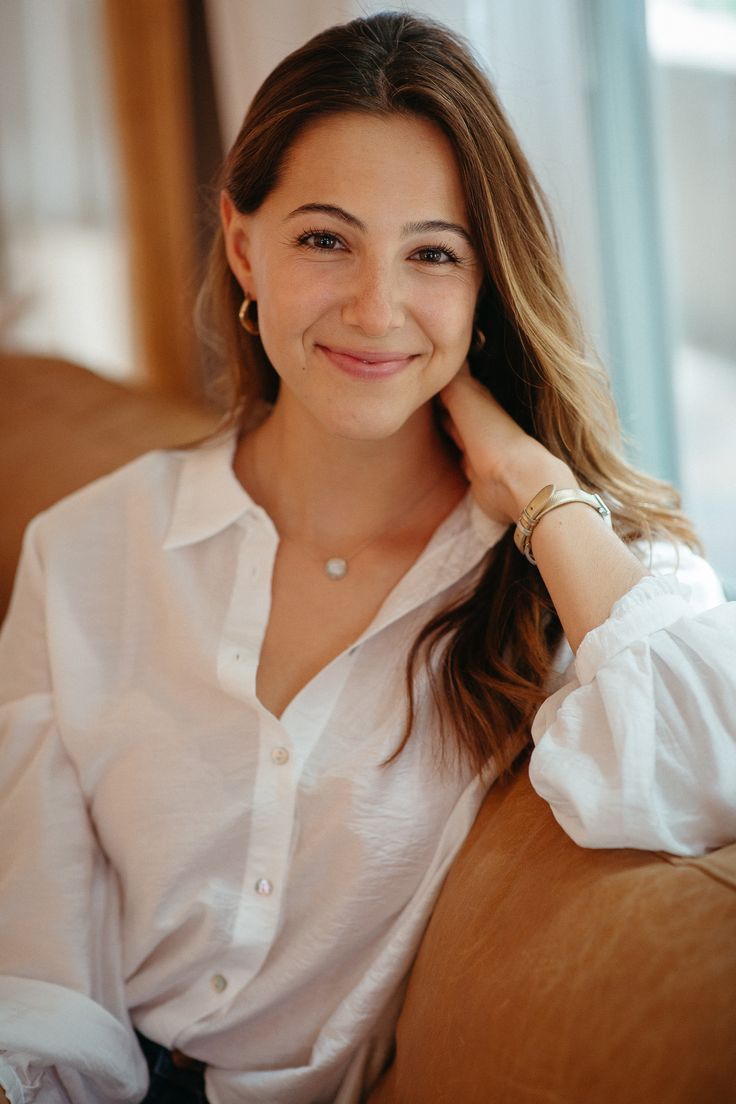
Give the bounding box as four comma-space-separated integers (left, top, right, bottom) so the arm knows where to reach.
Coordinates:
529, 546, 736, 855
0, 521, 146, 1103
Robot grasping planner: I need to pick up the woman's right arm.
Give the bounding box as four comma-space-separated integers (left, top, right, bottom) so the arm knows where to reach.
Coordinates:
0, 520, 147, 1103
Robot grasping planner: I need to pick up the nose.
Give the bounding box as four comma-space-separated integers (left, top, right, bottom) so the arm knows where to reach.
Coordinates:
340, 258, 405, 336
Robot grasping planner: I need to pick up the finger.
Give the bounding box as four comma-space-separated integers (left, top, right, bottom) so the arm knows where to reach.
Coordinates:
441, 370, 517, 441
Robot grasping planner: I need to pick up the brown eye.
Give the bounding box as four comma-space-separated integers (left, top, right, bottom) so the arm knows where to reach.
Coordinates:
297, 230, 344, 251
412, 245, 460, 265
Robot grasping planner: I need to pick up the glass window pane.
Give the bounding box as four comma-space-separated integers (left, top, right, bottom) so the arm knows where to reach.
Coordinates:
646, 0, 736, 592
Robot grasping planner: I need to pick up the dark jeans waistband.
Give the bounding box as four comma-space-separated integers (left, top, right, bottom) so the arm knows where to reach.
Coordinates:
136, 1030, 208, 1104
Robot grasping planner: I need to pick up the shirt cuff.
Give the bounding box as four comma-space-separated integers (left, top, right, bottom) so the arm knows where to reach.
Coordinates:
0, 978, 147, 1103
0, 1059, 25, 1104
574, 574, 693, 686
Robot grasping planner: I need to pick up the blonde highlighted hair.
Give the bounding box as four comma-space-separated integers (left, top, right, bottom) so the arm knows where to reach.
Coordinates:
197, 11, 699, 774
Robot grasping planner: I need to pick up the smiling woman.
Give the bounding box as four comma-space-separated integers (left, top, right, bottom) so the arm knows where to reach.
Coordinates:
218, 110, 483, 718
220, 112, 482, 445
0, 10, 735, 1104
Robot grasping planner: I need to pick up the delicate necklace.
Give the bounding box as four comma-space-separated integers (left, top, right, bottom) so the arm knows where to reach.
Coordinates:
250, 444, 454, 581
318, 465, 452, 580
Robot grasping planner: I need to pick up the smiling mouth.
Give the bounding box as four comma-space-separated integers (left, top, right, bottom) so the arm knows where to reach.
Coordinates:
316, 344, 418, 379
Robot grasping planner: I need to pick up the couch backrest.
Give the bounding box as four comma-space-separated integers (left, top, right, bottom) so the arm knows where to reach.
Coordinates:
0, 353, 217, 620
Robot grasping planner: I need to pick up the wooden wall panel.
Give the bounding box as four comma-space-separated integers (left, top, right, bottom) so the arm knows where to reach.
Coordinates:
104, 0, 200, 399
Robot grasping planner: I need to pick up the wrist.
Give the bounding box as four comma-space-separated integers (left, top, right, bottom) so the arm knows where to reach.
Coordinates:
501, 449, 578, 519
514, 484, 613, 564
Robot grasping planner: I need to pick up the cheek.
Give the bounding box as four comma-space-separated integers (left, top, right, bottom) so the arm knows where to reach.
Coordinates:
260, 267, 337, 337
419, 283, 477, 348
255, 268, 340, 378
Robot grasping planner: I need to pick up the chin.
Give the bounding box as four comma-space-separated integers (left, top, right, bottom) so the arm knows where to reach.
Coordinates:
326, 412, 413, 443
318, 397, 422, 443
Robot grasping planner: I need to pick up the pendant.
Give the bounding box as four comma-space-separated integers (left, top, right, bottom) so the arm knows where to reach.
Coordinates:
324, 557, 348, 580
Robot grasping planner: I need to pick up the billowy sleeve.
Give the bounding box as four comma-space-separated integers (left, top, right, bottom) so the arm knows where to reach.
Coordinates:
529, 542, 736, 855
0, 520, 147, 1104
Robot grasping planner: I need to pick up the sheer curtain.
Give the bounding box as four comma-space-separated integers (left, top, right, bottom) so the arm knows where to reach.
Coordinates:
0, 0, 132, 379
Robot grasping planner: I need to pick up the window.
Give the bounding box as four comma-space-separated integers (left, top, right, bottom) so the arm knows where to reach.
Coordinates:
647, 0, 736, 590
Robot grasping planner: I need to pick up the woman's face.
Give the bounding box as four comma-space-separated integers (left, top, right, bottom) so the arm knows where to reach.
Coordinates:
222, 111, 483, 441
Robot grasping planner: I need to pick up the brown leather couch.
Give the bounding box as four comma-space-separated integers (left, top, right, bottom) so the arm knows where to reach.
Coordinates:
2, 353, 735, 1104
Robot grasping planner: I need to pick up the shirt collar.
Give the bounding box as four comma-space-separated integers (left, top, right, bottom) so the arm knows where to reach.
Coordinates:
163, 433, 255, 550
355, 492, 507, 642
162, 431, 509, 560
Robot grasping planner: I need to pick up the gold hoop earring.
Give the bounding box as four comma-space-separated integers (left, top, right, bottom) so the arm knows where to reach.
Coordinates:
238, 295, 260, 335
472, 326, 486, 352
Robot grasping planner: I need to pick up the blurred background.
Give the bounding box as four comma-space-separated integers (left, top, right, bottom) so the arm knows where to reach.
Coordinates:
0, 0, 734, 591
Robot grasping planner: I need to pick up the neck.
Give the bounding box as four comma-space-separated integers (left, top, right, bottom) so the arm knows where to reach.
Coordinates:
235, 395, 464, 549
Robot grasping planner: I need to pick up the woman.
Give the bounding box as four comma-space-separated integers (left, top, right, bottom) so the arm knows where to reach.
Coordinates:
0, 11, 734, 1104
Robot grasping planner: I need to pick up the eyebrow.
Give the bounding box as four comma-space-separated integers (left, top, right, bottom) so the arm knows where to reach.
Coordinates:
285, 203, 475, 250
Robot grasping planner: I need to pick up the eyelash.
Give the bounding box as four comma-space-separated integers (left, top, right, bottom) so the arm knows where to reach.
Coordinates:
293, 227, 462, 266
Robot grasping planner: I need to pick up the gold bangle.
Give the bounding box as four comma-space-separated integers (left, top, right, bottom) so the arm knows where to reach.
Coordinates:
513, 484, 612, 565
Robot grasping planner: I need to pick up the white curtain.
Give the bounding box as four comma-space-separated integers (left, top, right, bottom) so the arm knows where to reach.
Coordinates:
0, 0, 132, 377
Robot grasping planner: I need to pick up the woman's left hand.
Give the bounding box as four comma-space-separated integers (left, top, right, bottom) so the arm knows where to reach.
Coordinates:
439, 363, 577, 525
440, 365, 649, 652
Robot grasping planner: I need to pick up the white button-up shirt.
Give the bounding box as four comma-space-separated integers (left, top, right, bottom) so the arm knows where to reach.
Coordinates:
0, 435, 734, 1104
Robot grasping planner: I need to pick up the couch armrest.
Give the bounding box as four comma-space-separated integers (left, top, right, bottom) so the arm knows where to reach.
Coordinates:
369, 763, 736, 1103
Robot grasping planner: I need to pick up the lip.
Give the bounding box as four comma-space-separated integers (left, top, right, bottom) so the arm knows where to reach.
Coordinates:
316, 344, 418, 380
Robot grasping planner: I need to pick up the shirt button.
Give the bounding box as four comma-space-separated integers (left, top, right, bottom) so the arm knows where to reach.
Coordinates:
211, 973, 228, 993
255, 878, 274, 896
271, 746, 289, 765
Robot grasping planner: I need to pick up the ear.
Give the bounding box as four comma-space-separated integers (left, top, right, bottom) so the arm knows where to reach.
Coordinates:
220, 190, 255, 296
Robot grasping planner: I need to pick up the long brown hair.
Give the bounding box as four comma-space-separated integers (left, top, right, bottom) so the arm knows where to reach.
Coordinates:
198, 11, 699, 775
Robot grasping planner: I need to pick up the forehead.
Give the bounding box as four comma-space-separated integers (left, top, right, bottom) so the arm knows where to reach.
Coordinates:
266, 111, 469, 223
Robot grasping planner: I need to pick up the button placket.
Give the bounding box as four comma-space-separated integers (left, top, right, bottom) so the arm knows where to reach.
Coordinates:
232, 710, 296, 958
217, 518, 278, 700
